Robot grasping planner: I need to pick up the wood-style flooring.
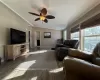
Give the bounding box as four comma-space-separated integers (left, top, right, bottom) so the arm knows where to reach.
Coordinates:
0, 50, 65, 80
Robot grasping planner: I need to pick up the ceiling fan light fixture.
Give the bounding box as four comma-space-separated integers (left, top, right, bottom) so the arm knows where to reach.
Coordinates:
29, 8, 55, 23
40, 16, 45, 21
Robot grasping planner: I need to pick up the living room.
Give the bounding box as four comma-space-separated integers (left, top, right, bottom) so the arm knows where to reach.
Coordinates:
0, 0, 100, 80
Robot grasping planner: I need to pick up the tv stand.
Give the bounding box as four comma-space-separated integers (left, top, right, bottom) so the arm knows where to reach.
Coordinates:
5, 43, 29, 60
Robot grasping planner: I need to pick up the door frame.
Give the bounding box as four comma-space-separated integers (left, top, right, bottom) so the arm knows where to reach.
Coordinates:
36, 31, 41, 47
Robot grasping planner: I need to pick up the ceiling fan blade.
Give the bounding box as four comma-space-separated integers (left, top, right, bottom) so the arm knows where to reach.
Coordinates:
35, 18, 40, 21
46, 15, 55, 19
44, 19, 48, 23
41, 8, 47, 15
28, 12, 40, 16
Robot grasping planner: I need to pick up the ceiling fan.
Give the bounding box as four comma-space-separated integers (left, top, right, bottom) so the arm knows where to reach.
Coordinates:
28, 8, 55, 23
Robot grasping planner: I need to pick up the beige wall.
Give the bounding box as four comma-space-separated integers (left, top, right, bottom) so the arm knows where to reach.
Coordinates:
32, 27, 61, 49
66, 3, 100, 39
0, 2, 33, 61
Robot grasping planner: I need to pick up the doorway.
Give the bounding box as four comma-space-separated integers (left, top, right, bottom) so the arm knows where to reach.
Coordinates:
28, 31, 31, 48
36, 31, 40, 47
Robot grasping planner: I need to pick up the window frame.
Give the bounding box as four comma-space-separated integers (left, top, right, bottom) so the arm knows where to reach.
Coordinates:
63, 30, 67, 40
71, 31, 80, 49
70, 25, 100, 52
71, 32, 79, 39
82, 26, 100, 52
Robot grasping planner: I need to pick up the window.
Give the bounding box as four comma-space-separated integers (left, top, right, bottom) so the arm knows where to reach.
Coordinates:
83, 26, 100, 52
63, 30, 67, 40
71, 32, 79, 40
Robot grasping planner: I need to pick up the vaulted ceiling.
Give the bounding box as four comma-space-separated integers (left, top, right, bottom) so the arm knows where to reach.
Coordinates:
0, 0, 100, 30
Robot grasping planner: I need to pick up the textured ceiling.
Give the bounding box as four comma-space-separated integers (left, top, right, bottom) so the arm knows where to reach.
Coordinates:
1, 0, 100, 30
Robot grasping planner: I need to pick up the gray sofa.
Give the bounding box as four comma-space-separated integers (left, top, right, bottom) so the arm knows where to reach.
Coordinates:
55, 40, 79, 49
55, 40, 79, 61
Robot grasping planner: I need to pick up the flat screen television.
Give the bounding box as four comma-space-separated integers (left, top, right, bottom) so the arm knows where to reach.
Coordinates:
10, 28, 26, 44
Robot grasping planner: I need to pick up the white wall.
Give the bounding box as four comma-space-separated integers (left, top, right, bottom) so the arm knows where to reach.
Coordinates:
0, 2, 32, 61
32, 27, 62, 49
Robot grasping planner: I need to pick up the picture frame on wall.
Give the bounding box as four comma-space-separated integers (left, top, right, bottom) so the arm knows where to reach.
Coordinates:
44, 32, 51, 38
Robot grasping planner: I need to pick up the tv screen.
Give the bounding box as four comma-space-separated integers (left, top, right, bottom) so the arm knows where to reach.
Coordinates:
10, 28, 26, 44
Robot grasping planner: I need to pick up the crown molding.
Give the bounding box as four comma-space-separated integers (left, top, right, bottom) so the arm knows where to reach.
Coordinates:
0, 0, 34, 27
67, 1, 100, 29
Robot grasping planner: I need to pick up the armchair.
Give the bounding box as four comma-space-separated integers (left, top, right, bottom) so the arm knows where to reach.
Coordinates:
63, 42, 100, 80
64, 57, 100, 80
